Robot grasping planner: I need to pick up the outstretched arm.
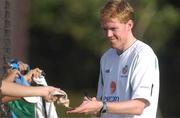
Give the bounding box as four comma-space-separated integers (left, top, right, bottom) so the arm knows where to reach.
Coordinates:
67, 97, 146, 116
1, 81, 60, 102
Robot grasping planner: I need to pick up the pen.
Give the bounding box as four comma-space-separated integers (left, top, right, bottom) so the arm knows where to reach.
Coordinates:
83, 91, 92, 100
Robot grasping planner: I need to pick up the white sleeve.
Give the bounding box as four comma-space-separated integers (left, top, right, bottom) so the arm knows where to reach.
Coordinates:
130, 50, 159, 106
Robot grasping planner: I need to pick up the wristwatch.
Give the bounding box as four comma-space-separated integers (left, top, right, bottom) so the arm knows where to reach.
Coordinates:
100, 101, 107, 113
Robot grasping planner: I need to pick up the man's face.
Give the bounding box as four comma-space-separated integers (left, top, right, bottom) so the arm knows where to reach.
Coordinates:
101, 18, 131, 51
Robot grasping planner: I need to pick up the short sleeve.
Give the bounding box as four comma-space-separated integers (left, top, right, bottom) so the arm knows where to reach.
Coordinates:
130, 50, 159, 107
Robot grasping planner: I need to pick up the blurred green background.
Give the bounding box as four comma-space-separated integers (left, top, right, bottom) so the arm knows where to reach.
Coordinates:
26, 0, 180, 117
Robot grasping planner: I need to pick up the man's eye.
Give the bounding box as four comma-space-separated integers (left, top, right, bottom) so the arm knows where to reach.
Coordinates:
103, 28, 107, 31
111, 28, 117, 31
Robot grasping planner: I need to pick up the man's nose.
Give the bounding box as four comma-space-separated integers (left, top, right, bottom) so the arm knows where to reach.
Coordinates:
106, 30, 113, 38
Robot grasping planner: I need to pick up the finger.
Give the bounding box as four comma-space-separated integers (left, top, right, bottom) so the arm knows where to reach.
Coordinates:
68, 106, 85, 112
7, 68, 13, 73
35, 68, 42, 73
20, 64, 25, 70
13, 70, 20, 75
30, 68, 41, 78
79, 100, 88, 107
33, 72, 39, 78
52, 96, 58, 102
19, 62, 28, 71
47, 93, 54, 102
92, 97, 96, 101
67, 107, 85, 114
54, 88, 62, 92
84, 96, 89, 100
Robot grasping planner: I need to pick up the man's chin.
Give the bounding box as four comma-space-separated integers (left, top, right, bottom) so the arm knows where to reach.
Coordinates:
110, 44, 117, 49
110, 45, 121, 51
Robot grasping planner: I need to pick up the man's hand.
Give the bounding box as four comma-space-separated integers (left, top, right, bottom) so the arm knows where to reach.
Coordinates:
67, 97, 103, 115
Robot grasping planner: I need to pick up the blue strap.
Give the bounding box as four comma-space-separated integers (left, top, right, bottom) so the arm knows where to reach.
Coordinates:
15, 75, 30, 86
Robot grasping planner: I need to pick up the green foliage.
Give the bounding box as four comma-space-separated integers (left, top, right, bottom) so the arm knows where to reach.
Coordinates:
30, 0, 106, 54
133, 0, 180, 52
29, 0, 180, 53
143, 5, 180, 52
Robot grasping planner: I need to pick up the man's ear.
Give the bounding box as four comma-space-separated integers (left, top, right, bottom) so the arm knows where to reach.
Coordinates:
126, 20, 134, 30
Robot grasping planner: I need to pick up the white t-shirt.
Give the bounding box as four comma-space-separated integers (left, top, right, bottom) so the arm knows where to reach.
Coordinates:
97, 40, 159, 118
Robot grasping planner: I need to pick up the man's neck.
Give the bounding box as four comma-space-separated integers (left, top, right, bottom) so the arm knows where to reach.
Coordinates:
116, 34, 136, 55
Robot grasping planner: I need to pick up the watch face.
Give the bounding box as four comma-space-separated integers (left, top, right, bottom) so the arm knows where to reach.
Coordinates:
102, 108, 106, 113
101, 102, 107, 113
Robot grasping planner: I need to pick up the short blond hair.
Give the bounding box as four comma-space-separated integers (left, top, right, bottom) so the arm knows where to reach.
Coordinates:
100, 0, 134, 23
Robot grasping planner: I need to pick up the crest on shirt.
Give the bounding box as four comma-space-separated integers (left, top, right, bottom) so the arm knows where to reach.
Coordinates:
110, 81, 116, 94
121, 65, 128, 77
105, 69, 110, 73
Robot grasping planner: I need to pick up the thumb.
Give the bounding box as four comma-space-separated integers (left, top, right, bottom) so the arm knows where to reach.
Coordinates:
92, 97, 96, 101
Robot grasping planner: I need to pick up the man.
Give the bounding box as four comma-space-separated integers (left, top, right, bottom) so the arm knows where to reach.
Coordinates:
67, 0, 159, 118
